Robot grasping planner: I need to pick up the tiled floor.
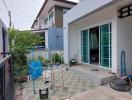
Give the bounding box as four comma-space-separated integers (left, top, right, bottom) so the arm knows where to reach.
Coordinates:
71, 86, 132, 100
15, 67, 97, 100
52, 69, 97, 99
14, 66, 132, 100
69, 64, 115, 85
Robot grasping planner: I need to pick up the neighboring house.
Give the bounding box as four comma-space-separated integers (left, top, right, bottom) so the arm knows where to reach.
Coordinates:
31, 0, 77, 50
0, 18, 14, 100
64, 0, 132, 74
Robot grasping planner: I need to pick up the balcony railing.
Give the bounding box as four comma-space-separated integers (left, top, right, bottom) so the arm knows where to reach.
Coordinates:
0, 55, 14, 100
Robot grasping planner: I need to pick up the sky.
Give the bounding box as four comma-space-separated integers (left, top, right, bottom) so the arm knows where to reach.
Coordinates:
0, 0, 79, 30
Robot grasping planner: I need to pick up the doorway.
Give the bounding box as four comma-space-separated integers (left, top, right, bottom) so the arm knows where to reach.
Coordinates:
89, 27, 99, 65
81, 23, 112, 68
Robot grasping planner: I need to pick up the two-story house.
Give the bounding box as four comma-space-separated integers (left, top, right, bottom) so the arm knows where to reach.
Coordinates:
31, 0, 77, 50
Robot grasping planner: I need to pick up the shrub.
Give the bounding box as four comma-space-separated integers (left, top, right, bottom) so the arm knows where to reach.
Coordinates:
51, 53, 63, 63
9, 28, 43, 82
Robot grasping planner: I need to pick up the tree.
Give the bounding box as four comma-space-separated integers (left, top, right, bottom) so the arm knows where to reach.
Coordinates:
9, 28, 43, 81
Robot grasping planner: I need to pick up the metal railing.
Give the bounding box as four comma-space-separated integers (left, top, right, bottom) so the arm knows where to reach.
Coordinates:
0, 55, 14, 100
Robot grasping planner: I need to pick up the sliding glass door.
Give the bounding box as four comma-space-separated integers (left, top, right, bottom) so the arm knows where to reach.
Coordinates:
81, 30, 89, 63
81, 23, 112, 68
100, 23, 112, 68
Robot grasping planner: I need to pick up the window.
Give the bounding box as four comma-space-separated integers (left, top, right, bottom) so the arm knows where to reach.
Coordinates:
49, 12, 53, 21
45, 18, 48, 25
48, 12, 54, 26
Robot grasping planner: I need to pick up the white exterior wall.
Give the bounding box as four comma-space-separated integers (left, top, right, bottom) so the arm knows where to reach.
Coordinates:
64, 0, 114, 64
117, 16, 132, 74
68, 4, 118, 72
68, 27, 81, 63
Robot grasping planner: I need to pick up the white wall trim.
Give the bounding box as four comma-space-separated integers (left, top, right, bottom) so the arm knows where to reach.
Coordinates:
79, 21, 113, 70
79, 19, 113, 31
64, 0, 113, 25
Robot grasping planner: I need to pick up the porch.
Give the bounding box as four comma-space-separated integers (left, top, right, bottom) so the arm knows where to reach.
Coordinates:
67, 64, 115, 85
65, 0, 132, 74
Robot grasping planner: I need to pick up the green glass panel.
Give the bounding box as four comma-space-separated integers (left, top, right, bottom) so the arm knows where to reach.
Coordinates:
100, 24, 112, 68
81, 30, 89, 63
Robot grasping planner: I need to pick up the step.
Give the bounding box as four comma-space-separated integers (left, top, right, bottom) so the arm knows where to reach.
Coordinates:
66, 66, 115, 85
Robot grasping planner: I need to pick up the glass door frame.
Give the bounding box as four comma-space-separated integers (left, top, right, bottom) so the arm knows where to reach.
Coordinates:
99, 23, 112, 69
81, 22, 112, 69
81, 30, 90, 64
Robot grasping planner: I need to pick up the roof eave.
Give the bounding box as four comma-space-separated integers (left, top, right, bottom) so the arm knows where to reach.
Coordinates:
31, 0, 77, 28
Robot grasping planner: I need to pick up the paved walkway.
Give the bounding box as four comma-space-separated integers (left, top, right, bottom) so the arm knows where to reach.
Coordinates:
14, 67, 132, 100
69, 64, 115, 85
14, 67, 97, 100
71, 86, 132, 100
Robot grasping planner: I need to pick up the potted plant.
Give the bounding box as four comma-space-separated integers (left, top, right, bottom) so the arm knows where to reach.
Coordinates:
20, 65, 28, 82
14, 64, 28, 83
52, 53, 62, 65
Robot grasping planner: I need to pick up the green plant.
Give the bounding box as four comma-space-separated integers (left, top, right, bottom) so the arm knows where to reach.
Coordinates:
14, 65, 28, 82
9, 28, 43, 82
38, 56, 51, 67
46, 59, 51, 64
38, 56, 46, 64
51, 53, 63, 63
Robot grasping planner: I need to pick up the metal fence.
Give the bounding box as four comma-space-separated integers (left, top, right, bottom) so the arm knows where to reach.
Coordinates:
0, 55, 14, 100
48, 27, 63, 51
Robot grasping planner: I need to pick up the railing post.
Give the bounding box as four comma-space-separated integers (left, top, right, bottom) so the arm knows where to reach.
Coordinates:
10, 55, 14, 100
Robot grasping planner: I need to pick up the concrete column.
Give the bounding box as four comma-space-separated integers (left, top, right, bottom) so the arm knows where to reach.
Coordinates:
112, 17, 118, 73
64, 24, 69, 64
